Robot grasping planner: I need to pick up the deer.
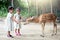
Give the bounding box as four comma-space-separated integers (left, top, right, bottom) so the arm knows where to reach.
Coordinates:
24, 13, 57, 37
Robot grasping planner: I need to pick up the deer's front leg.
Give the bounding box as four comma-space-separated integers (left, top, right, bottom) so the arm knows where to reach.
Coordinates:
41, 23, 45, 37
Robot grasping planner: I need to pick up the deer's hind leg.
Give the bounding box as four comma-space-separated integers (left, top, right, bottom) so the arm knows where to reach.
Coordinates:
52, 21, 57, 36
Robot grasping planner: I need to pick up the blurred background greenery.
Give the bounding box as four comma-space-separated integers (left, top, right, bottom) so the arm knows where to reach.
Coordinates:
0, 0, 60, 18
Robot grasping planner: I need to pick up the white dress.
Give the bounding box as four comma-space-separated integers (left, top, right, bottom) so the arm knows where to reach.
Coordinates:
6, 13, 13, 31
14, 13, 21, 29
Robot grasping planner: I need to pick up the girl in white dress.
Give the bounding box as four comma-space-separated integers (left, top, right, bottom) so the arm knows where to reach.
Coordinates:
14, 8, 21, 36
6, 6, 14, 38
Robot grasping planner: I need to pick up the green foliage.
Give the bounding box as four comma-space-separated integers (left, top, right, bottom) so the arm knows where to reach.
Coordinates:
0, 7, 7, 17
0, 0, 10, 8
0, 0, 37, 18
0, 0, 60, 18
0, 0, 10, 17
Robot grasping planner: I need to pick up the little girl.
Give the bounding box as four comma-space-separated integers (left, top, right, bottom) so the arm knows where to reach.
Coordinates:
14, 7, 21, 36
6, 6, 18, 38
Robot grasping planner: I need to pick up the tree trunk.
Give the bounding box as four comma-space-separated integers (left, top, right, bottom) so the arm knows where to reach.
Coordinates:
11, 0, 14, 7
50, 0, 53, 13
27, 0, 30, 17
35, 0, 38, 17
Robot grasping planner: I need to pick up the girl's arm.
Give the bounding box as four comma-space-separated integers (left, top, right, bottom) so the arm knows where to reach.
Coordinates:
20, 16, 23, 22
12, 16, 19, 24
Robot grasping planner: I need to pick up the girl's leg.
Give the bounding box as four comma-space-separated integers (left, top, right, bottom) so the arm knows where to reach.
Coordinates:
8, 31, 10, 35
7, 31, 13, 38
18, 29, 21, 36
15, 29, 17, 33
15, 29, 18, 35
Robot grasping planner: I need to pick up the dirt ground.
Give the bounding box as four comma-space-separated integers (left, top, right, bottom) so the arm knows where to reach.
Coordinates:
0, 19, 60, 40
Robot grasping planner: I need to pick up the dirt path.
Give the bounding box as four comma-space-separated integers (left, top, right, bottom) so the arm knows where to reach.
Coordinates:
0, 19, 60, 40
